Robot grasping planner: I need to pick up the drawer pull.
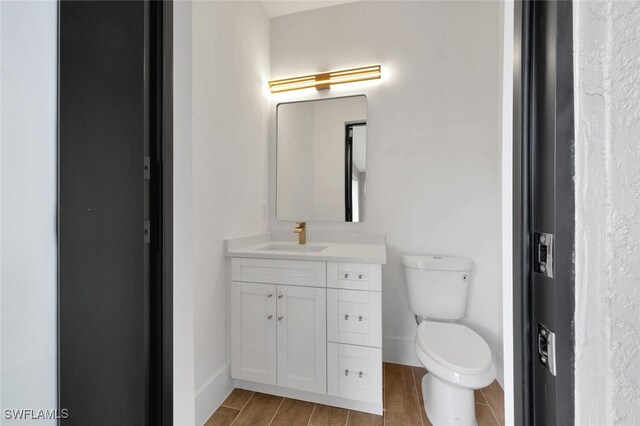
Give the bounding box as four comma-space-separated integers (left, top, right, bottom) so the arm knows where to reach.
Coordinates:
278, 316, 284, 321
267, 292, 273, 298
278, 294, 283, 299
343, 314, 365, 321
341, 272, 366, 280
267, 314, 273, 320
344, 369, 365, 378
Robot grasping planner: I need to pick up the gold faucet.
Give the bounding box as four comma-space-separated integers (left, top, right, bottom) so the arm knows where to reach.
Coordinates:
293, 222, 307, 245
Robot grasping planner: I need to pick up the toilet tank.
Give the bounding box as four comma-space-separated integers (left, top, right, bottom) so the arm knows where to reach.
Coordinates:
402, 255, 473, 320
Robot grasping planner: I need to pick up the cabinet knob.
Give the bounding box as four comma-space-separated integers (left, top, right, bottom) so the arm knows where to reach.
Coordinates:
358, 274, 363, 279
267, 315, 273, 320
344, 273, 349, 278
358, 315, 363, 321
278, 316, 284, 321
344, 314, 349, 320
278, 294, 283, 299
344, 369, 349, 376
267, 292, 273, 298
359, 371, 363, 378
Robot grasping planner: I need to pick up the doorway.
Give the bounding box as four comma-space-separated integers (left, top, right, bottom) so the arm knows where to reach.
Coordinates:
344, 121, 366, 223
57, 2, 173, 424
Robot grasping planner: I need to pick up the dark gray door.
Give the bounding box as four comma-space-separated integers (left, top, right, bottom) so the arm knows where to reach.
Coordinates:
59, 2, 150, 424
519, 0, 575, 424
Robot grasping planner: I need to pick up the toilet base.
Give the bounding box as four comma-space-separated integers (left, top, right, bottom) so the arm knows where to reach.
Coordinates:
422, 373, 477, 426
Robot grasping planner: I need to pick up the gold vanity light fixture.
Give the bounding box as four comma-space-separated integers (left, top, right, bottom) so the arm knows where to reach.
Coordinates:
268, 65, 381, 94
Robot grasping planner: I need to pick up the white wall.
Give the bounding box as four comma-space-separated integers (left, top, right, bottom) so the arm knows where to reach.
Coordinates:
173, 1, 196, 424
269, 1, 504, 382
501, 0, 514, 424
191, 2, 270, 424
574, 1, 640, 424
0, 1, 58, 424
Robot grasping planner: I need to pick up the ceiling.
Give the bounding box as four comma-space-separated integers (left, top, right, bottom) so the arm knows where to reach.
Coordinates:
260, 1, 360, 18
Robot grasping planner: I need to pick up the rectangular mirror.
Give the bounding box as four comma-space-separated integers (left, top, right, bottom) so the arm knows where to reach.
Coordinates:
276, 95, 367, 222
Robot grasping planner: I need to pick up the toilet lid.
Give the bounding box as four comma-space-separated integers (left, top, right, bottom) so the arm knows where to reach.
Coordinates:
416, 321, 492, 375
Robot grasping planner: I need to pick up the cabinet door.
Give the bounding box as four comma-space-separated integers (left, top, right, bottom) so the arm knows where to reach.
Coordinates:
231, 281, 277, 385
276, 285, 327, 393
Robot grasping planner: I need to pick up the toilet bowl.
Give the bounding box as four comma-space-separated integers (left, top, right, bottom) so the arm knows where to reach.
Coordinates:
402, 255, 495, 426
415, 320, 495, 425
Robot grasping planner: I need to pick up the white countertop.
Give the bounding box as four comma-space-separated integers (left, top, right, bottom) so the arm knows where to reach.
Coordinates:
225, 234, 387, 264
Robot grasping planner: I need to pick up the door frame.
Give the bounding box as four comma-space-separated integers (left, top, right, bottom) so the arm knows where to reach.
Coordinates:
148, 1, 175, 422
56, 1, 173, 423
512, 2, 530, 422
513, 0, 575, 424
159, 1, 174, 423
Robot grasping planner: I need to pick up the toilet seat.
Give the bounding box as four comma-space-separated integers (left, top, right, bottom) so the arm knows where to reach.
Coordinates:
416, 321, 492, 375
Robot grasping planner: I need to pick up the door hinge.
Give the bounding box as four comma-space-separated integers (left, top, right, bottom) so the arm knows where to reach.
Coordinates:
144, 220, 150, 244
538, 323, 556, 376
144, 156, 150, 180
534, 232, 554, 278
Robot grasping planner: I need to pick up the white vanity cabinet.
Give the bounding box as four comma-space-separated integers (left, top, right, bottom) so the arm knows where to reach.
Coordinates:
229, 252, 384, 415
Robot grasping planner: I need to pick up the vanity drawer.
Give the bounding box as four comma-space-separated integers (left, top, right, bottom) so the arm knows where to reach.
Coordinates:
327, 262, 381, 291
231, 258, 326, 287
327, 289, 381, 348
327, 342, 382, 405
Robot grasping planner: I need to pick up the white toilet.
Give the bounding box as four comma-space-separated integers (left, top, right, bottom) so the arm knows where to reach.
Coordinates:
403, 255, 495, 426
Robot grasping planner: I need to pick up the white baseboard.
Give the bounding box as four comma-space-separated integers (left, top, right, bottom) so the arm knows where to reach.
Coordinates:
195, 363, 233, 426
382, 336, 421, 367
493, 351, 504, 388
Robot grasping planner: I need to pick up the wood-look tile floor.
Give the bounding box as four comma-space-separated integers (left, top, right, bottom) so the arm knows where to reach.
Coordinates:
205, 363, 505, 426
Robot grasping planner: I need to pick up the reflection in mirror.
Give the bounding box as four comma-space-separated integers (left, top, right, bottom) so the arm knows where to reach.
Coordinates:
345, 122, 366, 222
277, 96, 367, 222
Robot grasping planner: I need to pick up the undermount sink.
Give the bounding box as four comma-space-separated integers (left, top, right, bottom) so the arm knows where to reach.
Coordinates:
259, 244, 328, 253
